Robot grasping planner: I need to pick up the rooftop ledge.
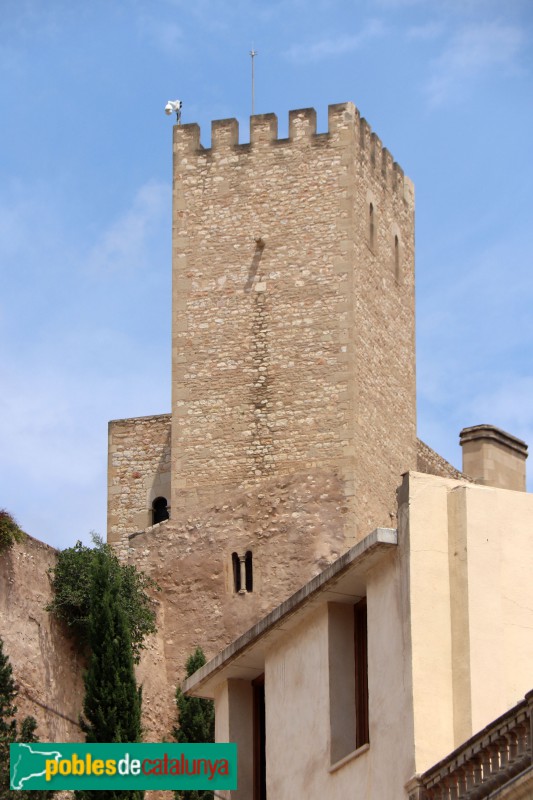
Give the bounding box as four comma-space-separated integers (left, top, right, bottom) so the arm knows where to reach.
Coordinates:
459, 424, 528, 458
183, 527, 397, 698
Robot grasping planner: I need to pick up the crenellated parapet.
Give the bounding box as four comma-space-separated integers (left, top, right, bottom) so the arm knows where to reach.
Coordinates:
173, 102, 413, 203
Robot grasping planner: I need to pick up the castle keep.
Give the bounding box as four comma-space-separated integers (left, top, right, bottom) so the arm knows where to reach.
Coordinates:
109, 102, 417, 553
106, 102, 463, 737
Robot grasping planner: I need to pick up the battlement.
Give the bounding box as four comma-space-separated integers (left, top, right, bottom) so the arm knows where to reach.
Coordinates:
174, 102, 413, 200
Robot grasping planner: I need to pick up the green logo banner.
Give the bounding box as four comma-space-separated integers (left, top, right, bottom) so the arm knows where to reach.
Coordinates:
10, 743, 237, 791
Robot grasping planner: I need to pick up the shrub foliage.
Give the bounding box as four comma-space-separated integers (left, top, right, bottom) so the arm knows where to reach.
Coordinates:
173, 647, 215, 800
76, 550, 144, 800
0, 509, 24, 552
46, 535, 159, 663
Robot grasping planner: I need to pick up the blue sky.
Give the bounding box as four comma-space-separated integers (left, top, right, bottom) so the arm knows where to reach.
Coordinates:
1, 0, 532, 550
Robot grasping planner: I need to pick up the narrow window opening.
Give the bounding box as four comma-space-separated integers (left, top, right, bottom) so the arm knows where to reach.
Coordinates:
245, 550, 253, 592
232, 552, 241, 593
394, 234, 400, 282
369, 203, 375, 250
354, 598, 369, 747
253, 675, 266, 800
152, 496, 169, 525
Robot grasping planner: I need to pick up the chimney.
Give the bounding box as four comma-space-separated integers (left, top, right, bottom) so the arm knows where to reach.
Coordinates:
459, 425, 528, 491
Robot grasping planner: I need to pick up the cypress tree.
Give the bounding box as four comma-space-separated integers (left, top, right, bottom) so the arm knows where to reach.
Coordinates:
77, 549, 143, 800
0, 636, 54, 800
173, 647, 214, 800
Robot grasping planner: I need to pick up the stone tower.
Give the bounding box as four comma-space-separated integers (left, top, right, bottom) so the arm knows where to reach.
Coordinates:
107, 102, 417, 736
170, 102, 416, 546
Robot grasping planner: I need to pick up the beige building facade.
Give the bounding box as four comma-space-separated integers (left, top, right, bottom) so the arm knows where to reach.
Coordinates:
184, 472, 533, 800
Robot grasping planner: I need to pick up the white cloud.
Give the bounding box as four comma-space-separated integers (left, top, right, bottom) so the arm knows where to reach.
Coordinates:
426, 22, 526, 106
285, 19, 385, 63
85, 181, 169, 274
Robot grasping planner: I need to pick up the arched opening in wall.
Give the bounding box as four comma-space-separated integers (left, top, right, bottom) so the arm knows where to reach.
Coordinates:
245, 551, 253, 593
152, 496, 169, 525
232, 552, 241, 593
369, 203, 375, 251
394, 234, 400, 282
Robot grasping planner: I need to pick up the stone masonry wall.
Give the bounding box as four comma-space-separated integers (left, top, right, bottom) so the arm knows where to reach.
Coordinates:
0, 535, 84, 742
108, 414, 171, 546
129, 464, 348, 741
115, 102, 418, 743
417, 438, 472, 483
171, 102, 416, 547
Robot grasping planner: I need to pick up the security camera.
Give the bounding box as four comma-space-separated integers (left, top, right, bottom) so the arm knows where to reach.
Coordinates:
165, 100, 182, 122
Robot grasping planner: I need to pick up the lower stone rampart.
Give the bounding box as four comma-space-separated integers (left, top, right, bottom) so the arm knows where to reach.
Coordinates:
0, 535, 84, 742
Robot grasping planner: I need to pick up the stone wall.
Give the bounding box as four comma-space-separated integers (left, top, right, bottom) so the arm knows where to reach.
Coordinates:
0, 535, 84, 742
129, 464, 349, 740
108, 413, 171, 546
171, 102, 416, 547
106, 102, 419, 742
416, 438, 472, 483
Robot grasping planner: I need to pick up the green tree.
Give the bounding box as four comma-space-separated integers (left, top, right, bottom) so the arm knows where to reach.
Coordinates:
0, 636, 54, 800
76, 549, 143, 800
46, 535, 158, 663
173, 647, 214, 800
0, 509, 24, 553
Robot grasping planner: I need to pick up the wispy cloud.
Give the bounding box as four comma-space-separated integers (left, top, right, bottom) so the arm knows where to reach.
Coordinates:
407, 21, 444, 40
85, 181, 169, 274
285, 19, 385, 64
0, 178, 171, 548
426, 22, 526, 106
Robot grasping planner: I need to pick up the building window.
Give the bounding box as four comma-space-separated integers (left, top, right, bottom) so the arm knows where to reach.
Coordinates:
354, 598, 369, 748
152, 496, 169, 525
253, 675, 266, 800
232, 552, 241, 593
369, 203, 375, 250
245, 551, 253, 592
394, 234, 400, 282
328, 599, 369, 764
232, 551, 254, 594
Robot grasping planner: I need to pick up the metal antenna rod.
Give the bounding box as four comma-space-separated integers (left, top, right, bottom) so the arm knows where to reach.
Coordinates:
250, 47, 258, 116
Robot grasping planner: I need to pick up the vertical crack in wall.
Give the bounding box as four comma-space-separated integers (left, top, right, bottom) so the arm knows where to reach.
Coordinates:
249, 288, 274, 478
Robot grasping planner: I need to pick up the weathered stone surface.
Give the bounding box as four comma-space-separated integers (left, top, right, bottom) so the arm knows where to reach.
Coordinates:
417, 438, 472, 483
0, 535, 84, 742
107, 103, 418, 745
130, 467, 348, 739
108, 413, 171, 543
